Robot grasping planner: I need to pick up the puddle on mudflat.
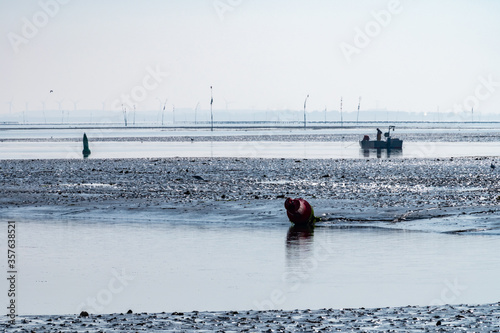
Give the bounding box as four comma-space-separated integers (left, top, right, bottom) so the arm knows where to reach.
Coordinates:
5, 218, 500, 315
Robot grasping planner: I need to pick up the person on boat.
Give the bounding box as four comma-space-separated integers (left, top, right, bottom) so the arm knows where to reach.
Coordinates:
376, 128, 382, 141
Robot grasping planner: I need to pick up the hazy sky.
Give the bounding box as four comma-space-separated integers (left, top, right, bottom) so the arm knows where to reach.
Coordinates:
2, 0, 500, 116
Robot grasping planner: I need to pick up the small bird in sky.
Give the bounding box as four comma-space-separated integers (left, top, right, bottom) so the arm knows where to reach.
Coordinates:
50, 90, 53, 93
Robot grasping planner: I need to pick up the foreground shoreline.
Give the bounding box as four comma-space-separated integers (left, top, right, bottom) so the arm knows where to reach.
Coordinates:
3, 302, 500, 332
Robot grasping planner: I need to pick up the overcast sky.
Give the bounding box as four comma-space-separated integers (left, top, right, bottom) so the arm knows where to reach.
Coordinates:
1, 0, 500, 116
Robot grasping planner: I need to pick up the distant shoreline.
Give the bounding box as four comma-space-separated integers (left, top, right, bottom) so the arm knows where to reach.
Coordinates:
2, 120, 500, 130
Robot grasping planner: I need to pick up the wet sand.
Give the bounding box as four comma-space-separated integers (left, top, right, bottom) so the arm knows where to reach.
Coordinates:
1, 156, 499, 231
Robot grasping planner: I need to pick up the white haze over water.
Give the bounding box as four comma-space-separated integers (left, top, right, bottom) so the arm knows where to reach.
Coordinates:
1, 0, 500, 123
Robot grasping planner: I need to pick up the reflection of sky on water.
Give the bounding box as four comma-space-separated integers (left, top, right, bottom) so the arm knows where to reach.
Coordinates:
2, 140, 500, 160
6, 219, 500, 315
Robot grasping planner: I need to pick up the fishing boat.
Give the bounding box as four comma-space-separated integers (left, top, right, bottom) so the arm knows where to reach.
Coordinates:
360, 126, 403, 149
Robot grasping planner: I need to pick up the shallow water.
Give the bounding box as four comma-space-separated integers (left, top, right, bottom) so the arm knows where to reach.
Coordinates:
2, 124, 500, 159
4, 218, 500, 315
2, 140, 500, 160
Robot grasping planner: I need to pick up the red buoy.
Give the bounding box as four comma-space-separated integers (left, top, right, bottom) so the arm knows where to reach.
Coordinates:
284, 197, 318, 225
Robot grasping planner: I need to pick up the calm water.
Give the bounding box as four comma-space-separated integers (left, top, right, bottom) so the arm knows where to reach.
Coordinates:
2, 125, 500, 159
2, 141, 500, 160
3, 219, 500, 315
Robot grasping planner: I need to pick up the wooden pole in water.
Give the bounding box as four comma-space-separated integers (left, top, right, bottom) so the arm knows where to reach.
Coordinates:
303, 94, 309, 129
122, 104, 127, 127
340, 96, 343, 127
161, 98, 168, 126
356, 96, 361, 124
194, 102, 200, 125
210, 86, 214, 132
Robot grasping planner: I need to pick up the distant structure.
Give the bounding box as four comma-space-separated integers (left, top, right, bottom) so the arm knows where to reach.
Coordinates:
340, 96, 343, 127
356, 96, 362, 124
56, 99, 64, 123
172, 104, 175, 124
210, 86, 214, 131
7, 98, 14, 114
194, 102, 200, 124
82, 133, 91, 158
161, 98, 167, 126
121, 104, 128, 126
303, 94, 309, 129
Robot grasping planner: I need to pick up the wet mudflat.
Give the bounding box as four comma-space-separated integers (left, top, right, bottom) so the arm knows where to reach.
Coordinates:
1, 157, 499, 228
